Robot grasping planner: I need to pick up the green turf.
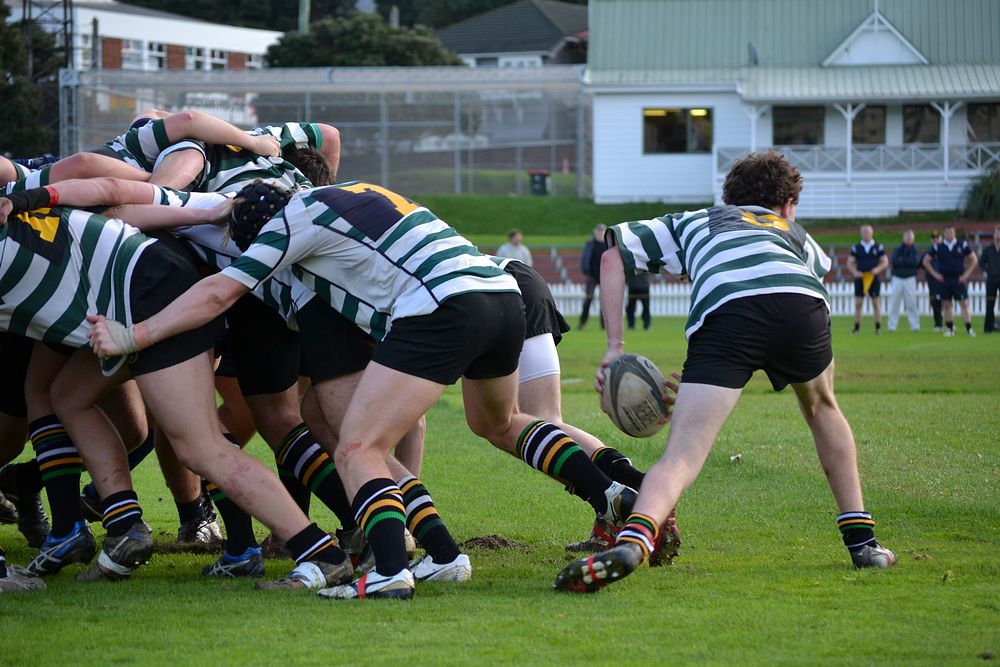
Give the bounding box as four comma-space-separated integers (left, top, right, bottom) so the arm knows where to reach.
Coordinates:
2, 318, 999, 665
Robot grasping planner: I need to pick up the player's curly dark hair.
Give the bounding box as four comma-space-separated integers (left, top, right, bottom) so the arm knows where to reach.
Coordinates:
228, 180, 292, 251
282, 145, 334, 186
722, 151, 803, 209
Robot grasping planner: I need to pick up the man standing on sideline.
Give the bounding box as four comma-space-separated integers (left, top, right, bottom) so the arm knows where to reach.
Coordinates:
923, 226, 978, 337
979, 226, 1000, 334
496, 228, 533, 266
887, 230, 921, 332
579, 224, 607, 329
924, 231, 944, 331
847, 225, 889, 335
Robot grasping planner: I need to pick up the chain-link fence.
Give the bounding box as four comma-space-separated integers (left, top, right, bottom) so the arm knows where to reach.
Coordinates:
59, 65, 592, 197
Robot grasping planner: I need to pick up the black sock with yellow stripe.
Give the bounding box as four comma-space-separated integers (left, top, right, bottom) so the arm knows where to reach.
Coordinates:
399, 475, 460, 564
837, 511, 877, 552
275, 423, 355, 530
516, 421, 613, 515
286, 522, 345, 565
101, 490, 143, 538
353, 478, 407, 577
29, 416, 82, 536
208, 433, 257, 556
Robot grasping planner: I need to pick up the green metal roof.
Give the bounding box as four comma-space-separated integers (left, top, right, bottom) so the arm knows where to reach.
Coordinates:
589, 0, 1000, 70
586, 64, 1000, 102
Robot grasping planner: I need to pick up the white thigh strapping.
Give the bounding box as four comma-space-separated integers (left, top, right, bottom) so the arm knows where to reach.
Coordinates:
518, 333, 560, 383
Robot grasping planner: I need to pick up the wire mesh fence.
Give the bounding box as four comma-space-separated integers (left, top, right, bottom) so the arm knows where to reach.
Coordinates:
59, 65, 592, 197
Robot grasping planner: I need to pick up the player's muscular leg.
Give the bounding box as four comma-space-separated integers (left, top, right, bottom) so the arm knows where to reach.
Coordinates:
148, 149, 207, 190
97, 381, 148, 453
154, 425, 202, 505
47, 348, 134, 498
216, 376, 255, 446
0, 156, 19, 184
332, 363, 445, 500
872, 296, 882, 324
628, 382, 741, 524
135, 351, 311, 541
244, 387, 303, 450
517, 374, 607, 456
791, 361, 864, 512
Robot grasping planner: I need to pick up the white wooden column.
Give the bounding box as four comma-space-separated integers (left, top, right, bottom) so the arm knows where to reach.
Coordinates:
930, 101, 963, 184
835, 103, 865, 184
745, 104, 767, 152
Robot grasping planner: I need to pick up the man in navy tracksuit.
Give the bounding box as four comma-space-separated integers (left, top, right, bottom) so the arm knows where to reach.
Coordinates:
847, 225, 889, 335
922, 231, 944, 331
888, 230, 922, 332
923, 226, 978, 337
980, 226, 1000, 333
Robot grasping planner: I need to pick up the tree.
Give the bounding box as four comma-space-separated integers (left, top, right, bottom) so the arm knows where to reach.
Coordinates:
0, 3, 58, 155
376, 0, 586, 29
265, 12, 463, 67
123, 0, 359, 32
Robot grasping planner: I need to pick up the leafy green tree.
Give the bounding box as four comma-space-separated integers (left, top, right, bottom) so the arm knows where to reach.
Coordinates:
123, 0, 359, 32
266, 12, 462, 67
0, 3, 57, 155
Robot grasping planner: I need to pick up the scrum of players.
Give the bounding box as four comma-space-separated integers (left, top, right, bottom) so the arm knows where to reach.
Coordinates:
0, 110, 681, 597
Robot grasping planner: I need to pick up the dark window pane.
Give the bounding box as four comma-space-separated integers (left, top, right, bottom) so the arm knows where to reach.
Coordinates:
967, 103, 1000, 143
903, 105, 940, 143
773, 106, 824, 145
643, 108, 712, 154
852, 105, 885, 144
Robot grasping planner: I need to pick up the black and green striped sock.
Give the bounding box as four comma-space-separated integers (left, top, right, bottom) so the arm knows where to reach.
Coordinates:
352, 478, 407, 577
399, 475, 459, 564
29, 416, 82, 536
516, 420, 613, 515
275, 423, 355, 530
837, 511, 877, 551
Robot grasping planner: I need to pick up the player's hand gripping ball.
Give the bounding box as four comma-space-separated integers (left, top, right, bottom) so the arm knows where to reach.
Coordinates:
600, 354, 677, 438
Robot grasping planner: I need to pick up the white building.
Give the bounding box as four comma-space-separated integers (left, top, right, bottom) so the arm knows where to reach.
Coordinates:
586, 0, 1000, 217
9, 0, 280, 72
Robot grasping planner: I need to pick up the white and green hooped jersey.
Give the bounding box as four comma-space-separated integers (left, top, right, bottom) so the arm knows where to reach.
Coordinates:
150, 187, 311, 326
221, 181, 520, 341
103, 119, 208, 177
199, 122, 322, 195
609, 205, 832, 338
3, 165, 50, 195
0, 206, 154, 347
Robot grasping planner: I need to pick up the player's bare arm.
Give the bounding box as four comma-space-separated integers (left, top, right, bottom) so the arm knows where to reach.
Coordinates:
596, 246, 628, 393
874, 253, 890, 277
87, 274, 249, 358
922, 253, 944, 282
846, 254, 860, 278
163, 111, 280, 157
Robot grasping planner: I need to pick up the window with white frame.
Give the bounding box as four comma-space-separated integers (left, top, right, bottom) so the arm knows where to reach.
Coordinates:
903, 105, 940, 144
246, 53, 263, 69
852, 106, 886, 144
78, 32, 93, 69
642, 108, 713, 154
186, 47, 206, 71
208, 49, 227, 70
147, 42, 166, 71
773, 106, 824, 145
121, 39, 144, 70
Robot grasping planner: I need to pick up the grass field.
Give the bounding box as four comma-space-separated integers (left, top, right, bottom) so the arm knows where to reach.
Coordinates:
1, 317, 998, 665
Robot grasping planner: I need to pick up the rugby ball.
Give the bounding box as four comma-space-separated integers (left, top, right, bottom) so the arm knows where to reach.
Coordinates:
601, 354, 670, 438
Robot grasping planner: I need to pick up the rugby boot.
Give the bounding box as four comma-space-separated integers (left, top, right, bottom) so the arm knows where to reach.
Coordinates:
177, 494, 223, 546
0, 492, 17, 524
600, 482, 637, 530
565, 517, 617, 553
851, 542, 896, 569
0, 475, 50, 548
78, 485, 103, 523
0, 565, 46, 592
409, 553, 472, 583
317, 568, 415, 600
255, 556, 353, 590
202, 547, 265, 578
648, 509, 681, 567
553, 542, 644, 593
260, 533, 291, 559
77, 521, 154, 582
27, 521, 97, 576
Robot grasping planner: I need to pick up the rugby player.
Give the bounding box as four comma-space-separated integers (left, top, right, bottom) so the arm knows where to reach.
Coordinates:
87, 181, 640, 600
554, 151, 895, 593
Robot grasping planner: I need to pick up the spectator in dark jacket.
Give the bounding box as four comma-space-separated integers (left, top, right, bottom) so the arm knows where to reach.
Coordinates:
579, 224, 606, 329
888, 230, 922, 332
981, 226, 1000, 333
626, 272, 652, 330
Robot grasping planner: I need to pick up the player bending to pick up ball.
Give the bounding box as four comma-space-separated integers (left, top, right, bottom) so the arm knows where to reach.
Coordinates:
555, 151, 895, 593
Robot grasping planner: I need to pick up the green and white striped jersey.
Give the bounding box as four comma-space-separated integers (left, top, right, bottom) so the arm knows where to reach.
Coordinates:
103, 119, 208, 177
199, 122, 322, 195
609, 205, 831, 338
150, 186, 310, 325
0, 206, 154, 347
221, 181, 519, 341
3, 165, 50, 195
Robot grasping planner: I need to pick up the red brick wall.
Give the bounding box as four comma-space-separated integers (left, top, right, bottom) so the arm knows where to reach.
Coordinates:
102, 37, 122, 69
228, 52, 246, 69
167, 44, 186, 70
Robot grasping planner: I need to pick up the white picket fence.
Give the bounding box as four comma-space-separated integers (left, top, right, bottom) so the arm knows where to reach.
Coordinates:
551, 281, 995, 318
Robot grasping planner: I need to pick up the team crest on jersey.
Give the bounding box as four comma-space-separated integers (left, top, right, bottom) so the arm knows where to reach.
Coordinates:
6, 207, 69, 262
